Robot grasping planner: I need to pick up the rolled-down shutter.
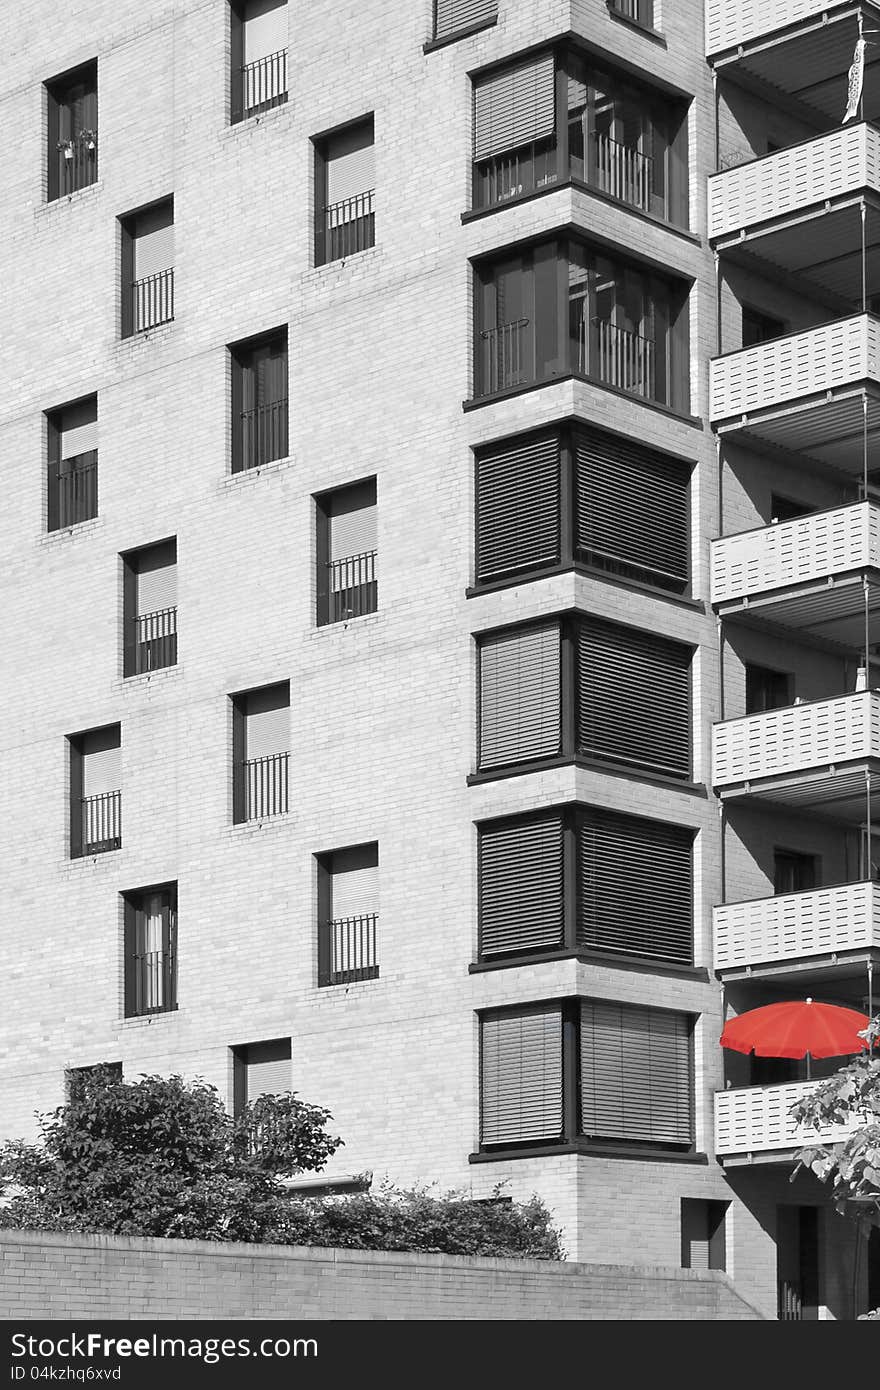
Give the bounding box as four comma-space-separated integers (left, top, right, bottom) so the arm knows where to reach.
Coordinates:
579, 1001, 692, 1145
60, 400, 98, 462
329, 482, 377, 561
481, 1007, 563, 1144
435, 0, 498, 40
134, 206, 174, 280
574, 428, 689, 591
473, 52, 556, 161
576, 617, 690, 778
327, 123, 375, 204
245, 684, 289, 758
243, 0, 288, 62
479, 623, 561, 769
476, 433, 561, 581
82, 727, 121, 797
479, 814, 564, 956
578, 808, 693, 964
245, 1039, 291, 1103
330, 844, 379, 917
137, 542, 177, 617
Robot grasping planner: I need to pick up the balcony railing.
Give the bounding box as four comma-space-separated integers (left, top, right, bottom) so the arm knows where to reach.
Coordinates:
80, 791, 121, 855
238, 398, 288, 471
317, 191, 375, 264
55, 130, 97, 197
715, 1080, 862, 1156
132, 948, 176, 1016
709, 124, 880, 242
242, 48, 287, 117
49, 451, 97, 531
319, 913, 379, 985
713, 691, 880, 789
480, 318, 529, 394
706, 0, 830, 58
711, 503, 880, 608
579, 318, 655, 398
244, 751, 289, 821
134, 606, 177, 675
326, 550, 377, 624
593, 132, 653, 212
132, 268, 174, 333
714, 879, 880, 972
709, 314, 880, 427
474, 136, 558, 208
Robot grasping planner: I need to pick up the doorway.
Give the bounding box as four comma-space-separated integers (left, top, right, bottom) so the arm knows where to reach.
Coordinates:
777, 1205, 820, 1320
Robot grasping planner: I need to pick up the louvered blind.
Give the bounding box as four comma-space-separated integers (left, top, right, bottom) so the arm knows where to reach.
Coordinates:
245, 1039, 291, 1103
329, 483, 377, 561
331, 844, 379, 917
243, 0, 287, 62
575, 429, 689, 591
580, 1001, 692, 1145
134, 205, 174, 281
479, 624, 561, 769
479, 815, 564, 956
481, 1008, 563, 1144
137, 546, 176, 616
82, 728, 121, 797
578, 808, 692, 964
473, 53, 556, 162
576, 618, 690, 778
60, 399, 97, 460
434, 0, 498, 40
246, 685, 289, 758
327, 124, 375, 204
476, 433, 561, 581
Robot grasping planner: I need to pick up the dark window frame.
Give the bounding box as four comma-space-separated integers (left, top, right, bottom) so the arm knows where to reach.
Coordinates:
478, 997, 696, 1154
476, 803, 694, 967
681, 1198, 728, 1271
229, 0, 289, 125
229, 326, 289, 474
68, 723, 122, 860
741, 303, 788, 347
230, 681, 291, 824
315, 842, 380, 986
121, 538, 178, 678
744, 662, 793, 715
66, 1062, 122, 1103
119, 197, 175, 340
430, 0, 499, 46
313, 115, 376, 267
773, 847, 820, 895
314, 477, 378, 626
122, 882, 178, 1019
46, 394, 98, 532
232, 1037, 292, 1120
46, 59, 98, 202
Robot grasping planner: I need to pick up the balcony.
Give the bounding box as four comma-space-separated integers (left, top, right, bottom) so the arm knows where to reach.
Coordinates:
714, 879, 880, 974
712, 690, 880, 816
709, 315, 880, 469
709, 126, 880, 301
715, 1080, 862, 1159
711, 502, 880, 643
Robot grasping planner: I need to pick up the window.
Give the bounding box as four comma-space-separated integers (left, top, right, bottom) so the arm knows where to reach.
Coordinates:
774, 849, 817, 895
771, 494, 812, 522
120, 199, 174, 337
473, 47, 687, 222
681, 1200, 727, 1271
46, 395, 97, 531
745, 662, 792, 714
742, 305, 786, 347
474, 237, 690, 410
46, 60, 97, 201
479, 1000, 694, 1151
230, 0, 288, 122
232, 1038, 292, 1119
317, 843, 379, 985
231, 683, 289, 822
66, 1062, 122, 1102
122, 539, 177, 676
433, 0, 498, 41
608, 0, 655, 26
477, 616, 692, 779
122, 883, 177, 1018
314, 118, 375, 266
315, 479, 378, 625
478, 805, 693, 965
230, 328, 288, 473
68, 724, 121, 858
475, 423, 690, 593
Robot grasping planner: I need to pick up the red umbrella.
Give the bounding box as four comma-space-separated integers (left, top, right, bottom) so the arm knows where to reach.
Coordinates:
720, 998, 870, 1060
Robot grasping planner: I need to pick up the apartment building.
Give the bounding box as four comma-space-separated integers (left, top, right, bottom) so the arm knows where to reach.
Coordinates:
0, 0, 878, 1321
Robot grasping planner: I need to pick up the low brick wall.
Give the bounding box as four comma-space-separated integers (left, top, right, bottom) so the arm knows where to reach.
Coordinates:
0, 1231, 764, 1319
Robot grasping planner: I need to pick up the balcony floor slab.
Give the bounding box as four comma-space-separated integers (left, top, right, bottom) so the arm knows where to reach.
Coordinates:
715, 385, 880, 474
714, 570, 880, 650
716, 759, 880, 820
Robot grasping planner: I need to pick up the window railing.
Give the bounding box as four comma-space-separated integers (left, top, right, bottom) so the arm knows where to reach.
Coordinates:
242, 48, 288, 116
80, 791, 121, 855
475, 137, 557, 208
134, 606, 177, 675
244, 751, 289, 820
56, 129, 97, 196
580, 318, 655, 397
317, 190, 375, 264
319, 913, 379, 985
480, 318, 529, 394
238, 398, 288, 471
326, 550, 377, 623
132, 268, 174, 333
593, 132, 653, 212
132, 947, 175, 1016
50, 450, 97, 530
